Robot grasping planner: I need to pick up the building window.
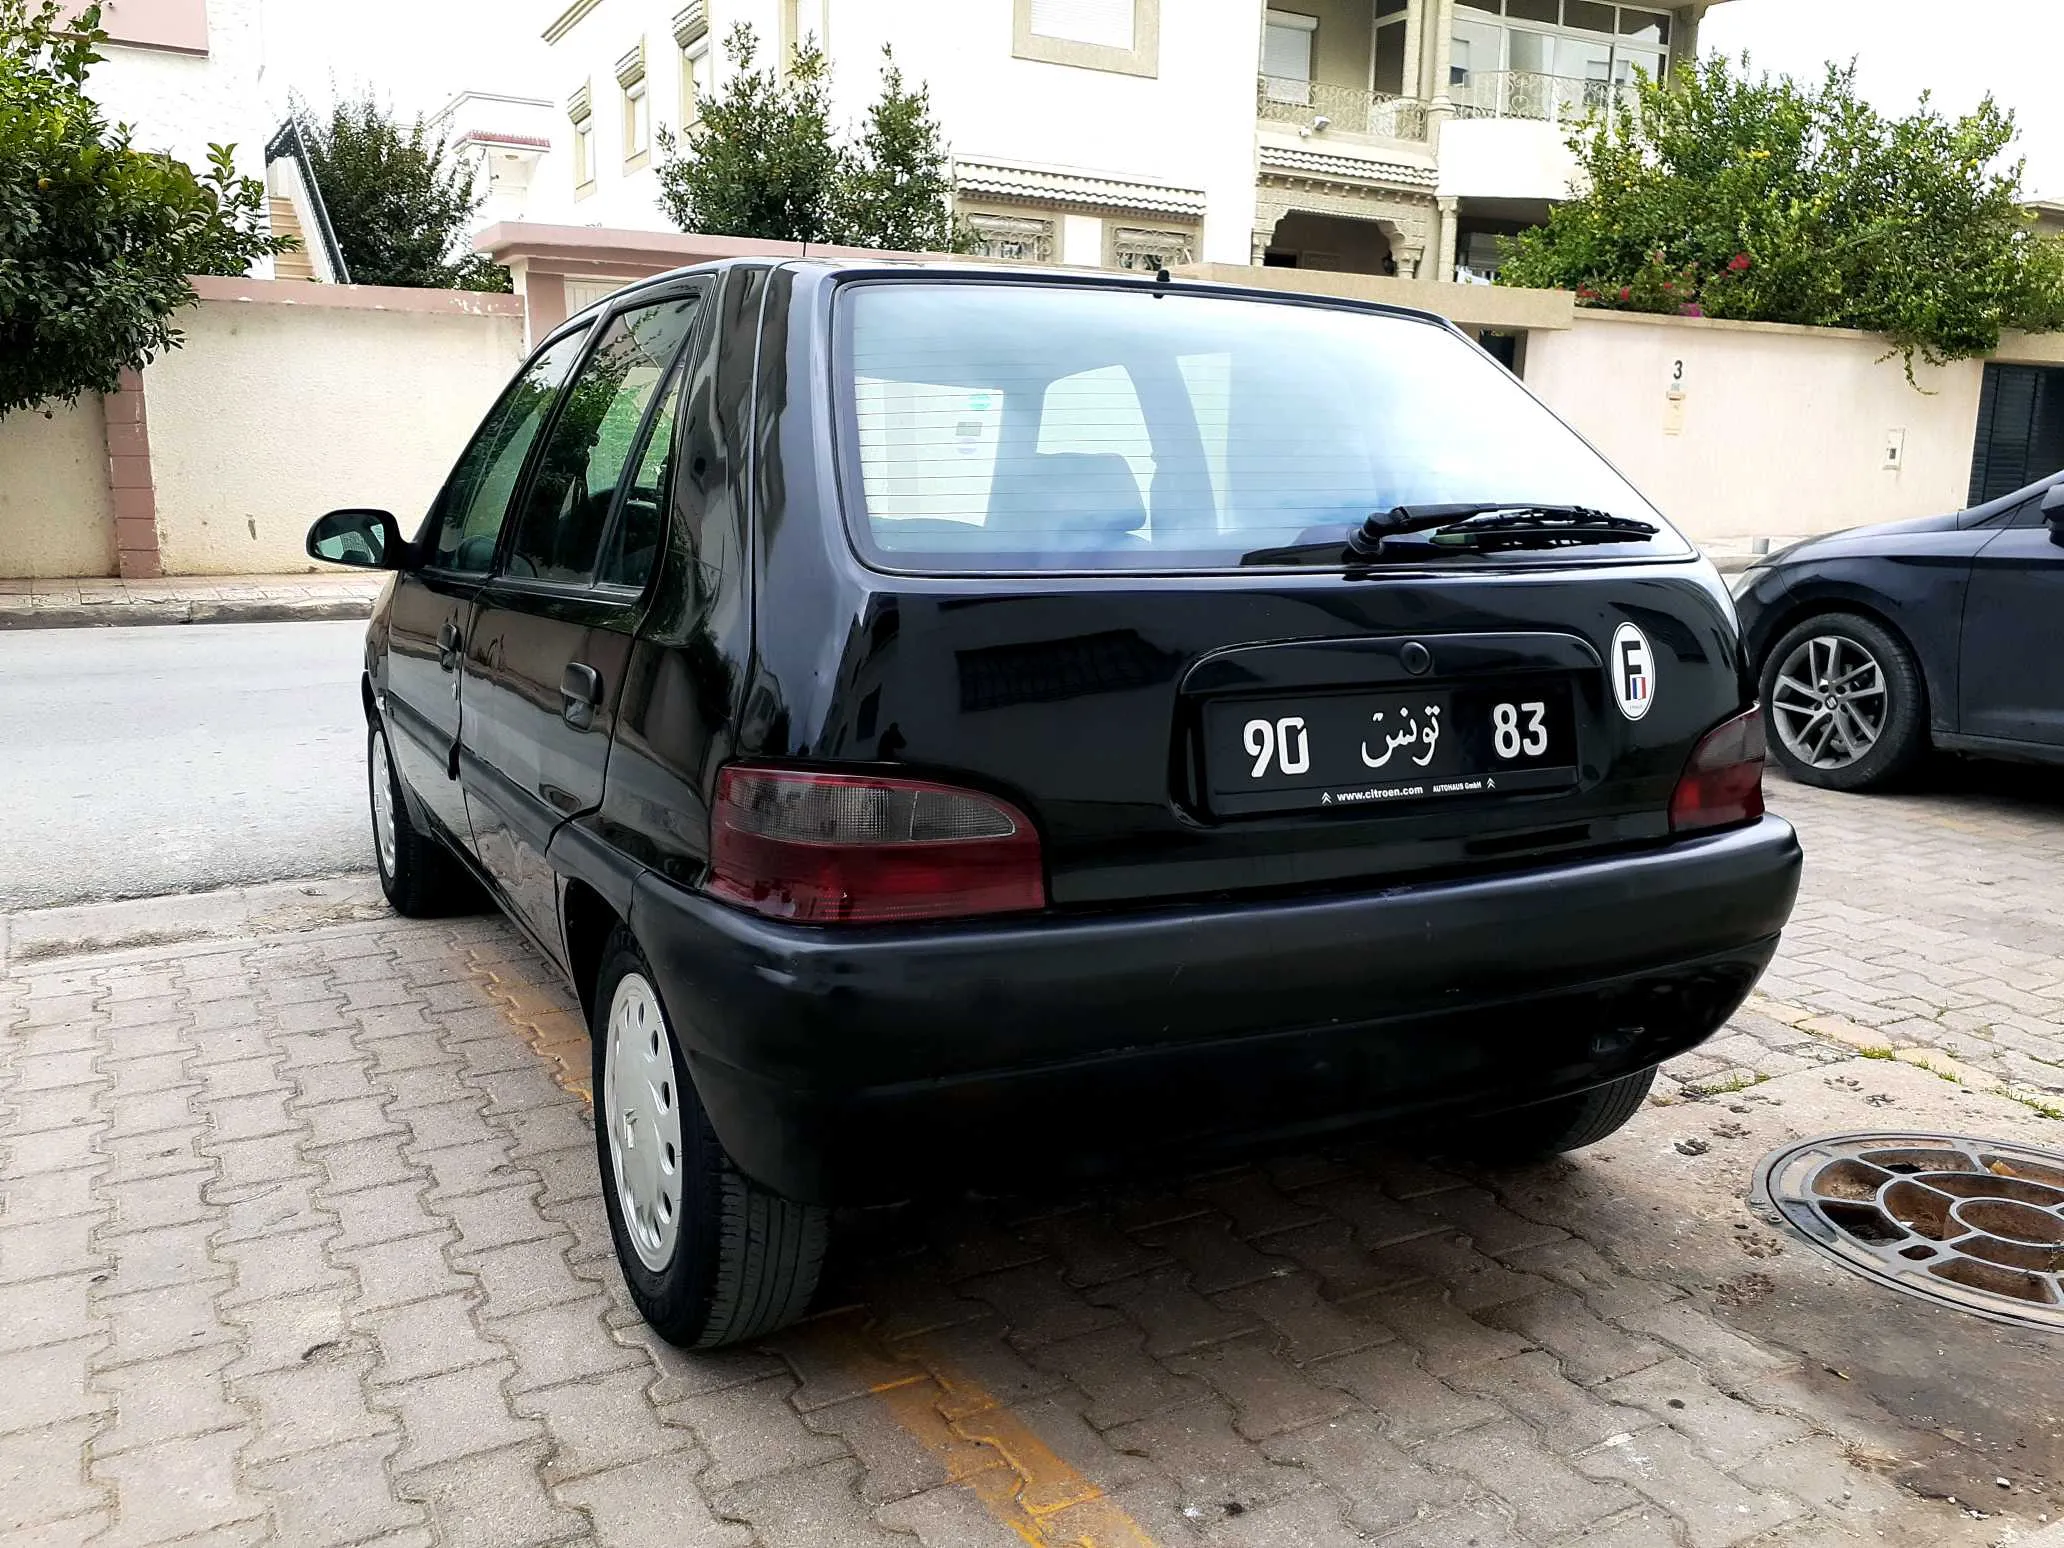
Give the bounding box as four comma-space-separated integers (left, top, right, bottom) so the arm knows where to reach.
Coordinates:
963, 209, 1057, 264
1261, 10, 1316, 105
1374, 0, 1408, 95
1012, 0, 1159, 78
674, 3, 709, 127
618, 42, 649, 167
780, 0, 826, 65
1107, 224, 1196, 273
569, 83, 595, 193
1448, 0, 1668, 118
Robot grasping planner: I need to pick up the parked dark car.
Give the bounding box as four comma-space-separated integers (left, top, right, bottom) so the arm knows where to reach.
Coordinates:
308, 259, 1801, 1348
1731, 471, 2064, 790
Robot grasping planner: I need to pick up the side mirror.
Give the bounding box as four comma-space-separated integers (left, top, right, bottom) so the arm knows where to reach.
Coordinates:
2043, 484, 2064, 546
307, 509, 407, 570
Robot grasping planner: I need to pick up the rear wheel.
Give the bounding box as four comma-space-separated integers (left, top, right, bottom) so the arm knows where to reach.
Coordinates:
368, 721, 474, 917
1473, 1067, 1657, 1161
591, 927, 828, 1348
1760, 613, 1927, 791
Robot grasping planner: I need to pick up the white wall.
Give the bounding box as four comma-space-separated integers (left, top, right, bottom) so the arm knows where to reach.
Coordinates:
0, 400, 117, 580
1526, 311, 1983, 543
1437, 116, 1579, 203
523, 0, 1265, 262
85, 0, 271, 189
144, 288, 528, 574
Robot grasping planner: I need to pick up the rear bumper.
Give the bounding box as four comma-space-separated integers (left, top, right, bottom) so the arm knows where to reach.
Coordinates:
630, 816, 1802, 1203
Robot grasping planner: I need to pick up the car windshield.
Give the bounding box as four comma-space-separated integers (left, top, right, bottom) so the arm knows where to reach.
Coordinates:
837, 279, 1687, 573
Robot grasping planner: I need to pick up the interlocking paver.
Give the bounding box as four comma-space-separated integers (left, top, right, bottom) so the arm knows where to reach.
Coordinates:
7, 779, 2063, 1546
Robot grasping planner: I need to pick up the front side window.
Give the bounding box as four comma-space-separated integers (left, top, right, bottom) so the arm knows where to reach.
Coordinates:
502, 295, 701, 587
422, 332, 588, 574
1262, 10, 1316, 103
840, 281, 1684, 573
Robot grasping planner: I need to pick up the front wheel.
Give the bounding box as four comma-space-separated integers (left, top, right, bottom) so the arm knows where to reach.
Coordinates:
1760, 613, 1927, 791
591, 927, 828, 1348
1472, 1067, 1657, 1162
368, 721, 474, 917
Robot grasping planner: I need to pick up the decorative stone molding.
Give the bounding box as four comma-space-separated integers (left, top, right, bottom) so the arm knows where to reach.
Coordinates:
672, 1, 708, 48
567, 83, 592, 122
961, 209, 1058, 264
1253, 174, 1437, 276
616, 41, 646, 88
1107, 224, 1197, 272
953, 157, 1205, 218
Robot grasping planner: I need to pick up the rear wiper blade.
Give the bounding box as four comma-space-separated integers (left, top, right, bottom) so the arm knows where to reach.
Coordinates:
1354, 503, 1657, 556
1238, 504, 1660, 567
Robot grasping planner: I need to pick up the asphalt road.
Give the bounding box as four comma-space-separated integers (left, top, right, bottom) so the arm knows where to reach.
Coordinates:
0, 621, 373, 910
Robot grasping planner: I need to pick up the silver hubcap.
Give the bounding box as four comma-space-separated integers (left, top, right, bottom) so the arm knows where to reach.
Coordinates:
602, 973, 684, 1272
1771, 634, 1888, 770
370, 730, 399, 878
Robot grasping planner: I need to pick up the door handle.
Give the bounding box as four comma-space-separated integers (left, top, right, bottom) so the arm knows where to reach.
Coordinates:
561, 662, 602, 731
437, 621, 462, 671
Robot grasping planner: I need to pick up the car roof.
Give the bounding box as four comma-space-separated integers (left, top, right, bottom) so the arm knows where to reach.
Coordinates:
576, 253, 1456, 334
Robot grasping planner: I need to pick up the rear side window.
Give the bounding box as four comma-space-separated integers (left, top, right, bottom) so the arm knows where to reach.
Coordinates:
503, 296, 700, 586
839, 281, 1682, 572
425, 331, 586, 573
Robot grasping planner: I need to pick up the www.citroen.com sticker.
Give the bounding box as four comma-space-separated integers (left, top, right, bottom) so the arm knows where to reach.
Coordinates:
1612, 622, 1655, 720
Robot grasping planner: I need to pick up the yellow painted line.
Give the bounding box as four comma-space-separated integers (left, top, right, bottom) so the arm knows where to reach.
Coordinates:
883, 1337, 1155, 1543
468, 953, 594, 1104
823, 1322, 1162, 1548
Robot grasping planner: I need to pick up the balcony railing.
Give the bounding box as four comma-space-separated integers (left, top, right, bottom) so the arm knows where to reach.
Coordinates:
1257, 76, 1429, 143
1449, 70, 1634, 125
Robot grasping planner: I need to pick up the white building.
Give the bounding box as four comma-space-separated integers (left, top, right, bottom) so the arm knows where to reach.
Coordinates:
515, 0, 1728, 281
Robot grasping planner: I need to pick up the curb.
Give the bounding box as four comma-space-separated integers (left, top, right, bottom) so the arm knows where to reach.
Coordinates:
0, 595, 376, 630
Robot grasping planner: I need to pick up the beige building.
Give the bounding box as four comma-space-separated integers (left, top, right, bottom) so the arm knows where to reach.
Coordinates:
499, 0, 1730, 288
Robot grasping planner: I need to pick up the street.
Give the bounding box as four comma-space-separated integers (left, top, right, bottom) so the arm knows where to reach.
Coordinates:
3, 621, 2063, 1546
0, 623, 372, 910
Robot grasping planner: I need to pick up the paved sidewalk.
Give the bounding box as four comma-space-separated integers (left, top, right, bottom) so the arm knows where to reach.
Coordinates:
3, 777, 2061, 1547
0, 573, 385, 630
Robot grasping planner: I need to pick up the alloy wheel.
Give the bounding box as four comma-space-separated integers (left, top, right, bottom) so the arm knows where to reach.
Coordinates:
1770, 634, 1888, 770
369, 729, 399, 879
603, 972, 685, 1272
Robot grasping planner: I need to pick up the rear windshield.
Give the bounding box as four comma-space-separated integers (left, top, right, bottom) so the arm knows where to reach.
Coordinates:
837, 279, 1687, 572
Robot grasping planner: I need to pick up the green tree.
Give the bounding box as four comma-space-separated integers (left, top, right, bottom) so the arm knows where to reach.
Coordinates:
1497, 56, 2064, 375
655, 26, 961, 250
655, 24, 842, 242
0, 0, 287, 418
832, 48, 960, 252
296, 92, 510, 291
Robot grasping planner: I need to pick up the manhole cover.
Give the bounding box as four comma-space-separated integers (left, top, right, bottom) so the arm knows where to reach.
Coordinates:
1753, 1133, 2064, 1331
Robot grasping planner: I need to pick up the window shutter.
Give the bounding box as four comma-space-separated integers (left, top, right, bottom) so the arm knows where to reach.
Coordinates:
1973, 365, 2040, 506
1262, 15, 1315, 81
1028, 0, 1135, 49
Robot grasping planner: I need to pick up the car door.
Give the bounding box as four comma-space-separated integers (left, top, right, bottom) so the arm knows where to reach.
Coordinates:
1958, 491, 2064, 746
385, 330, 589, 842
459, 289, 706, 955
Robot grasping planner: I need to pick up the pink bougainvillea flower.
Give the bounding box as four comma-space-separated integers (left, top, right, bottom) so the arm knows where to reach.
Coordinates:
1618, 285, 1633, 301
1728, 252, 1752, 272
1679, 302, 1705, 317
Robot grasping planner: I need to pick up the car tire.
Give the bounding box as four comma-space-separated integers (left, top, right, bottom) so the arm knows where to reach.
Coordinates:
368, 721, 474, 918
590, 926, 828, 1349
1474, 1067, 1657, 1161
1759, 612, 1927, 792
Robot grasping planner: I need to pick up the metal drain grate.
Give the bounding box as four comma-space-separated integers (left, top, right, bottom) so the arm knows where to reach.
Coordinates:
1753, 1133, 2064, 1331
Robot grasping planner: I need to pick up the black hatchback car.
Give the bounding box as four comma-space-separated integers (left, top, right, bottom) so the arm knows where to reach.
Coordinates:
309, 259, 1802, 1348
1732, 472, 2064, 790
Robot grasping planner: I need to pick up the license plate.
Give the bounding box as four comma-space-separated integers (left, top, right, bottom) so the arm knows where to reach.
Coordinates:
1204, 679, 1579, 816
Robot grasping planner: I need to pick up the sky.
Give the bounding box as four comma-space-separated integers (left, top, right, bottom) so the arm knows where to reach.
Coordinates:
254, 0, 2064, 199
1702, 0, 2064, 198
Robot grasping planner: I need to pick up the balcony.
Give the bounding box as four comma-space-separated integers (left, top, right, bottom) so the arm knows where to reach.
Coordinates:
1450, 70, 1634, 126
1257, 77, 1429, 145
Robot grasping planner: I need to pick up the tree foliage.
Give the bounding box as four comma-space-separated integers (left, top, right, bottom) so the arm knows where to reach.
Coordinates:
1498, 56, 2064, 374
0, 0, 286, 417
832, 49, 959, 252
656, 26, 962, 251
296, 92, 510, 291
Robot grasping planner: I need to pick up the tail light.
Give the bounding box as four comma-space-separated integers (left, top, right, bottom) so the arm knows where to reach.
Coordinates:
708, 766, 1046, 924
1670, 707, 1767, 834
